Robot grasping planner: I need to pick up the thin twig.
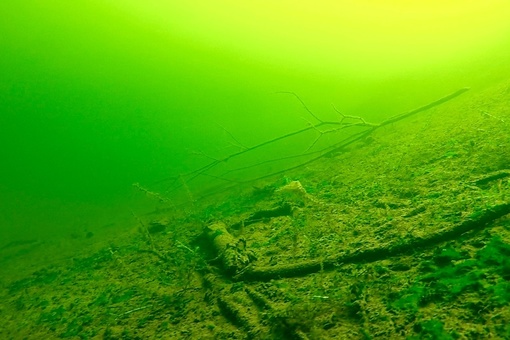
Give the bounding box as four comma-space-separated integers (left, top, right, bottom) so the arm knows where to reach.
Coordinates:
116, 305, 152, 319
276, 91, 323, 123
216, 122, 248, 150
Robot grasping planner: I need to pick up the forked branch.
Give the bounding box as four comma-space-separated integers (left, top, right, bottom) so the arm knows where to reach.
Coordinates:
147, 87, 470, 203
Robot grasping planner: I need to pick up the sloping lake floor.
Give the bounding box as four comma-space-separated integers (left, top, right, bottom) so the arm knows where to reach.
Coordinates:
1, 80, 510, 339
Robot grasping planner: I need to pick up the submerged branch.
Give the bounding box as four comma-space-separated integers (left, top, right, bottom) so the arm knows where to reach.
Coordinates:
147, 88, 470, 203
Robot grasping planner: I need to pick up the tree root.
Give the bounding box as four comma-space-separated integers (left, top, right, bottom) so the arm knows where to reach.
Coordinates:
203, 273, 310, 339
235, 202, 510, 281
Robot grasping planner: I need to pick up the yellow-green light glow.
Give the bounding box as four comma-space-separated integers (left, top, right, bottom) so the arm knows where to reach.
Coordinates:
114, 0, 510, 76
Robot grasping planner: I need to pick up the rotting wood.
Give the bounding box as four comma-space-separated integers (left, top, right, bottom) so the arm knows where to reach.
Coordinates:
204, 222, 255, 275
234, 202, 510, 281
472, 169, 510, 187
203, 273, 310, 339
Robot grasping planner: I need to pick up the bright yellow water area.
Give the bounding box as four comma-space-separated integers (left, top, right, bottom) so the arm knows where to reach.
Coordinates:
116, 0, 510, 76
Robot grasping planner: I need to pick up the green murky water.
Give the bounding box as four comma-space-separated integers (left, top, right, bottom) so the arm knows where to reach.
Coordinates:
1, 2, 510, 338
2, 1, 510, 241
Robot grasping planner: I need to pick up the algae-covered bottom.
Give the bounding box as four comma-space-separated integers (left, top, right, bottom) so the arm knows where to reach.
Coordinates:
1, 80, 510, 339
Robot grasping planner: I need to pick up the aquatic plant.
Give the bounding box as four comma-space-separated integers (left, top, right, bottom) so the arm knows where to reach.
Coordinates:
390, 235, 510, 313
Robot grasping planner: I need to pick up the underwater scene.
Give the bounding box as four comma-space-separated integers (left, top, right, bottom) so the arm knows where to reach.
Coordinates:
1, 1, 510, 339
